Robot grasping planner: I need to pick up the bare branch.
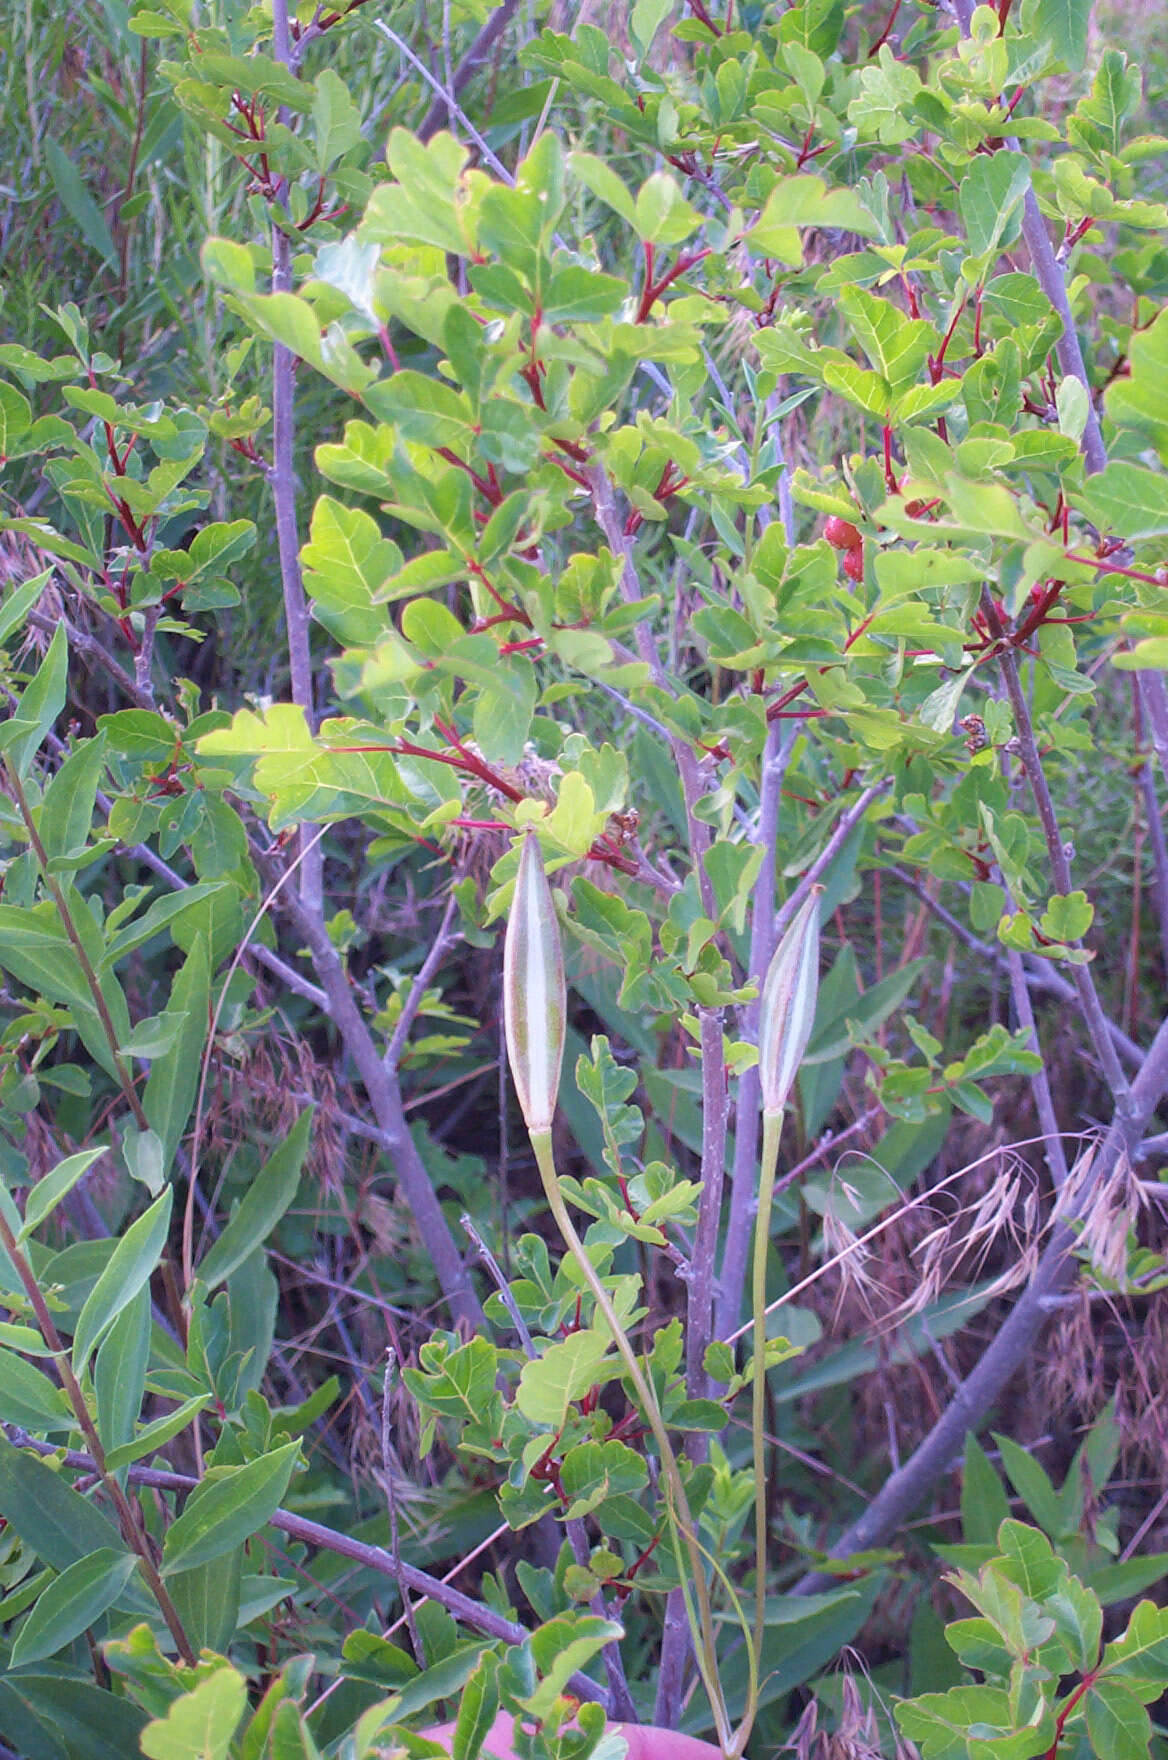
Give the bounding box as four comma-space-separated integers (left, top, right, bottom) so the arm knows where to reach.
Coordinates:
885, 865, 1142, 1072
271, 0, 323, 917
373, 21, 515, 186
29, 607, 155, 711
773, 782, 886, 943
0, 1426, 608, 1709
989, 604, 1130, 1099
283, 887, 484, 1330
384, 893, 461, 1073
715, 723, 794, 1340
1003, 943, 1070, 1190
417, 0, 521, 142
793, 1010, 1168, 1592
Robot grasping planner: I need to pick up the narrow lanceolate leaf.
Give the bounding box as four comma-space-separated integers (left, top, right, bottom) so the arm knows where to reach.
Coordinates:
71, 1187, 173, 1372
196, 1108, 313, 1291
0, 1346, 73, 1431
20, 1148, 105, 1239
503, 832, 566, 1135
0, 622, 68, 779
759, 890, 822, 1117
0, 1436, 124, 1569
9, 1547, 138, 1667
143, 936, 210, 1175
161, 1440, 300, 1577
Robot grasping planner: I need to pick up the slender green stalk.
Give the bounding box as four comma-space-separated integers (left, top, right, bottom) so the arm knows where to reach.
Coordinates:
529, 1128, 734, 1754
737, 890, 821, 1752
750, 1108, 784, 1694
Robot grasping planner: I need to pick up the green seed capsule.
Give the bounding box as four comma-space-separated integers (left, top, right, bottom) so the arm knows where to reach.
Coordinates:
503, 830, 566, 1135
758, 889, 821, 1118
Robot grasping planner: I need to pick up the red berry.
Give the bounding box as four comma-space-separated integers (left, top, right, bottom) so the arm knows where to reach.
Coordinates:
842, 545, 864, 582
824, 516, 862, 551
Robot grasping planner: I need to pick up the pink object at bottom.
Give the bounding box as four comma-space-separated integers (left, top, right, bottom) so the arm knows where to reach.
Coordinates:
422, 1714, 723, 1760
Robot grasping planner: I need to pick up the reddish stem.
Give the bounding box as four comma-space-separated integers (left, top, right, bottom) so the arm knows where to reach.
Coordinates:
292, 0, 372, 36
340, 736, 527, 803
684, 0, 722, 34
437, 447, 503, 506
468, 561, 532, 626
868, 0, 903, 54
635, 247, 711, 322
929, 296, 967, 383
882, 424, 900, 493
1063, 216, 1096, 252
1042, 1671, 1098, 1760
1065, 551, 1166, 585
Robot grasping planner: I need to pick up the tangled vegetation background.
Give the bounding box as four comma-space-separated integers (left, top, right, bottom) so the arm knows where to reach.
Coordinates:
2, 0, 1168, 1754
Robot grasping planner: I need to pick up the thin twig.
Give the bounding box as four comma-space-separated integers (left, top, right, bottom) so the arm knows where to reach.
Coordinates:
27, 607, 155, 711
461, 1214, 534, 1356
381, 1350, 425, 1667
270, 0, 323, 917
417, 0, 521, 140
996, 743, 1070, 1189
1136, 678, 1168, 980
384, 893, 460, 1073
715, 723, 795, 1341
373, 22, 514, 185
283, 886, 484, 1329
1138, 671, 1168, 799
0, 1427, 608, 1708
989, 615, 1130, 1101
793, 1015, 1168, 1590
773, 782, 886, 943
1004, 944, 1069, 1189
884, 865, 1142, 1071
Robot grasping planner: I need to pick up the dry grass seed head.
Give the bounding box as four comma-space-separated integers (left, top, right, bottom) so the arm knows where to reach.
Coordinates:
820, 1203, 880, 1325
893, 1155, 1037, 1327
815, 1143, 1037, 1338
1045, 1290, 1106, 1420
833, 1672, 883, 1760
1058, 1149, 1145, 1287
210, 1030, 346, 1194
1110, 1298, 1168, 1481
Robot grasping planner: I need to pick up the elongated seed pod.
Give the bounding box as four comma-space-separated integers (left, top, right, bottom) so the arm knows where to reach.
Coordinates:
758, 889, 821, 1118
503, 830, 566, 1135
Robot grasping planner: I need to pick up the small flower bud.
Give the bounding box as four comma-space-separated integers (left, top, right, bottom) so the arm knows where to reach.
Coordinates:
503, 830, 566, 1136
758, 888, 822, 1118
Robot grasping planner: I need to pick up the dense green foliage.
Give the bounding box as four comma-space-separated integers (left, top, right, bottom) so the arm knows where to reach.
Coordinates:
1, 0, 1168, 1755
